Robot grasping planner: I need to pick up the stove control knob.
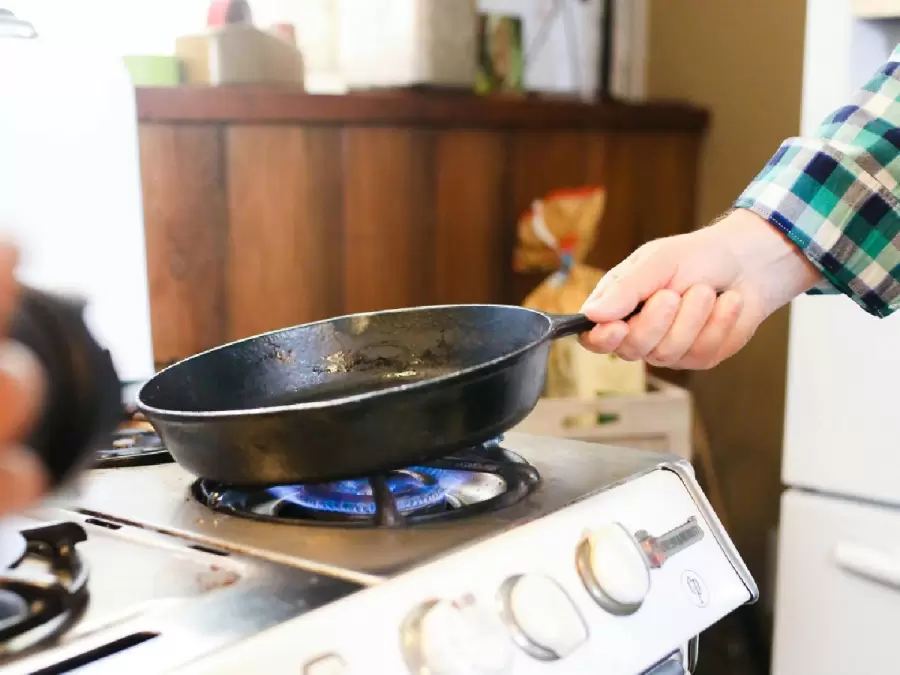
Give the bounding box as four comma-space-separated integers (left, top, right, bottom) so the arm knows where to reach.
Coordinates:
401, 595, 513, 675
577, 522, 651, 615
499, 574, 588, 660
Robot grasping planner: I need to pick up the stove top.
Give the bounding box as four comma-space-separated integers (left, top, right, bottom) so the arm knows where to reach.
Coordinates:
93, 423, 170, 468
2, 432, 756, 674
0, 508, 359, 674
61, 433, 663, 583
95, 382, 173, 469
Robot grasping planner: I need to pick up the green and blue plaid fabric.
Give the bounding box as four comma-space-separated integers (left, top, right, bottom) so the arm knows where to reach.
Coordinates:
735, 44, 900, 318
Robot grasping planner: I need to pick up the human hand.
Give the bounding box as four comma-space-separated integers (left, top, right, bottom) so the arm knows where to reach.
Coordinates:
579, 208, 823, 369
0, 244, 47, 514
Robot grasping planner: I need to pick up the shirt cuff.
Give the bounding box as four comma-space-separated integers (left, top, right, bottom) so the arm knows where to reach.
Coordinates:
734, 138, 900, 318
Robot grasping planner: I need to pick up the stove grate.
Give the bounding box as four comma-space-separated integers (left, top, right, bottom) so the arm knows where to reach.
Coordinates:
192, 441, 541, 528
0, 522, 89, 664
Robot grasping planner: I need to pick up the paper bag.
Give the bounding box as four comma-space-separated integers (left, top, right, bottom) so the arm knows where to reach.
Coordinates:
514, 187, 646, 399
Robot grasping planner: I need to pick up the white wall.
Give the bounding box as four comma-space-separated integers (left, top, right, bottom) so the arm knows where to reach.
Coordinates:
7, 0, 339, 74
6, 0, 207, 52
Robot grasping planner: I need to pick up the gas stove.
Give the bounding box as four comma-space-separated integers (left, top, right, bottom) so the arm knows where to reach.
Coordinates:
0, 432, 756, 674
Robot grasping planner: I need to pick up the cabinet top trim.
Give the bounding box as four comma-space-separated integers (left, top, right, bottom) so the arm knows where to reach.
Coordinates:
135, 87, 709, 132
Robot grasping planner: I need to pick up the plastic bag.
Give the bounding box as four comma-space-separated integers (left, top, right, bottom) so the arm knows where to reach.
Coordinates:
514, 187, 646, 398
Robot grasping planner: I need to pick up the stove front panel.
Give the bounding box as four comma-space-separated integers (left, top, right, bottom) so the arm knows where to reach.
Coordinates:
170, 466, 755, 675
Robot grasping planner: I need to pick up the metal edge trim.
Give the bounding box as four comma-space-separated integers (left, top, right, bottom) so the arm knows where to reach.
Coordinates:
659, 460, 759, 604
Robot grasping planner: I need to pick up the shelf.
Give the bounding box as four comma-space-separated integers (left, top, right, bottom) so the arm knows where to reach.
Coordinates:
852, 0, 900, 18
135, 87, 709, 132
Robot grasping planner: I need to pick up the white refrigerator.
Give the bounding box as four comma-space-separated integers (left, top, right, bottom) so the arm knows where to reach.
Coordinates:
773, 3, 900, 673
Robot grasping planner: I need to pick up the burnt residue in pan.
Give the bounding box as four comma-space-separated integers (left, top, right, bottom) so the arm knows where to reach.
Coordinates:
257, 311, 498, 407
268, 338, 460, 406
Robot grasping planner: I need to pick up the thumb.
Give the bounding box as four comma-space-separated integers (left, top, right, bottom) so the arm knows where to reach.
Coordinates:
581, 254, 676, 322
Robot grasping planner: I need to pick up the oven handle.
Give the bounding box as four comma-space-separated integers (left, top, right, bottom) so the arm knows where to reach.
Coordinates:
833, 542, 900, 591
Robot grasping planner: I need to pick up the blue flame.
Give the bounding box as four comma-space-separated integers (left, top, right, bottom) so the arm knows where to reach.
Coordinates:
266, 467, 470, 515
263, 437, 502, 516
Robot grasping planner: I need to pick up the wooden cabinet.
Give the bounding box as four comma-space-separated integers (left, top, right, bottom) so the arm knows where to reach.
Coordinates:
136, 88, 709, 370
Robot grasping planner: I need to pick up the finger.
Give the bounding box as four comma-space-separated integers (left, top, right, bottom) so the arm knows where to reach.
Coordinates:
717, 298, 764, 361
615, 290, 681, 361
581, 249, 677, 323
647, 285, 717, 366
0, 244, 19, 331
0, 341, 45, 444
579, 321, 629, 354
0, 445, 46, 513
582, 273, 616, 309
678, 291, 745, 369
582, 264, 626, 308
581, 247, 652, 309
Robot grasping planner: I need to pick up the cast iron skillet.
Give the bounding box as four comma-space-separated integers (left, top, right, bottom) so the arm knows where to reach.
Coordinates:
137, 304, 641, 486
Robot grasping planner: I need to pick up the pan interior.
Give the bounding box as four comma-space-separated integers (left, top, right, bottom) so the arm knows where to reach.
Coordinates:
139, 305, 550, 413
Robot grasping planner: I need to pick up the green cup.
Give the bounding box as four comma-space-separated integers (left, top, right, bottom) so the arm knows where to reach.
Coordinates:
123, 55, 183, 87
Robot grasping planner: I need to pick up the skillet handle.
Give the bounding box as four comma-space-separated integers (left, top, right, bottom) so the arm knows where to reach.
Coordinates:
547, 302, 647, 340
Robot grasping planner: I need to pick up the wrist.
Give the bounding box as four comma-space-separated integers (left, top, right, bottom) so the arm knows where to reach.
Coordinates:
715, 208, 823, 304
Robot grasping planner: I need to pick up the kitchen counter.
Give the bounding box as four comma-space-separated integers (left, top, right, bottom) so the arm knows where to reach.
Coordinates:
135, 87, 708, 378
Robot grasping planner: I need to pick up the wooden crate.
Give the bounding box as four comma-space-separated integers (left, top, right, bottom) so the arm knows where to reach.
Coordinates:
512, 376, 692, 460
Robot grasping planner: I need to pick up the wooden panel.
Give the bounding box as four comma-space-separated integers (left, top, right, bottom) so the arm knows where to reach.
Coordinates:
343, 128, 434, 313
637, 133, 703, 241
137, 116, 707, 371
508, 131, 589, 223
226, 126, 343, 339
507, 132, 589, 302
433, 131, 508, 304
139, 124, 227, 368
584, 133, 641, 272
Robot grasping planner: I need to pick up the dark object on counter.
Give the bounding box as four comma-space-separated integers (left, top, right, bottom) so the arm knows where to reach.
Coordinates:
597, 0, 614, 101
138, 303, 644, 486
10, 287, 122, 487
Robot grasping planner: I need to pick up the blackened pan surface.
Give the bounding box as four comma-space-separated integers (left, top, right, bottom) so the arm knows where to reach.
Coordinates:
138, 305, 559, 485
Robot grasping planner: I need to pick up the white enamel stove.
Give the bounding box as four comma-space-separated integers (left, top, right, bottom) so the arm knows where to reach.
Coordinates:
162, 436, 757, 675
6, 433, 756, 674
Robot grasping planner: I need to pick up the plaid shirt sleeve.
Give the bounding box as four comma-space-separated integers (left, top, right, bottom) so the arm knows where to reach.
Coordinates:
734, 44, 900, 318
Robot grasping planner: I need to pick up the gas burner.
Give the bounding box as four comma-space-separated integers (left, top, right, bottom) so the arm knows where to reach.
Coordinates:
0, 522, 89, 664
94, 426, 172, 468
93, 381, 173, 469
192, 440, 541, 528
274, 467, 463, 516
93, 410, 172, 469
